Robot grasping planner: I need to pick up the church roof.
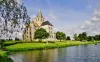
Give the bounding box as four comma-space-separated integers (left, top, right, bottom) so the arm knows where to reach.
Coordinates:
26, 24, 32, 28
25, 21, 32, 28
41, 21, 53, 26
36, 10, 44, 18
33, 21, 39, 27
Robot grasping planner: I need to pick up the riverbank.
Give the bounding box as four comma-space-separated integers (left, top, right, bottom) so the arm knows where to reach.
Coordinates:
5, 41, 100, 52
0, 50, 7, 57
0, 50, 13, 62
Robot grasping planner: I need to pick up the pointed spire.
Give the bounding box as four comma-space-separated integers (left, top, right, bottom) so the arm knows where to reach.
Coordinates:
37, 9, 43, 18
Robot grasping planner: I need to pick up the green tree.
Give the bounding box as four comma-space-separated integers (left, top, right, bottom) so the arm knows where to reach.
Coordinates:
74, 33, 79, 41
94, 35, 100, 40
56, 31, 66, 42
78, 34, 82, 41
78, 32, 87, 41
34, 28, 49, 42
66, 36, 71, 40
87, 36, 94, 41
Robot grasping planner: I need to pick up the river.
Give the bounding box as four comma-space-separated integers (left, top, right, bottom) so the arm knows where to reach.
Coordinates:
7, 44, 100, 62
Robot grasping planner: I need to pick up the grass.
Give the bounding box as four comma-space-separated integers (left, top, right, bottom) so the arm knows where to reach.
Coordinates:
0, 50, 13, 62
5, 41, 100, 52
0, 50, 7, 57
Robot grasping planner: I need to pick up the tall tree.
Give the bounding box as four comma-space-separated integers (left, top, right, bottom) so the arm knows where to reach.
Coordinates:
34, 28, 49, 42
74, 33, 79, 41
56, 31, 66, 42
0, 0, 30, 39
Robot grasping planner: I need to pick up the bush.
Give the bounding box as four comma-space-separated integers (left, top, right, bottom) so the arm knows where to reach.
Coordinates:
0, 39, 6, 49
15, 37, 20, 41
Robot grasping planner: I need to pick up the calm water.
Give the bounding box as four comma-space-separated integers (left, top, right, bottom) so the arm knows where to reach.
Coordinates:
8, 44, 100, 62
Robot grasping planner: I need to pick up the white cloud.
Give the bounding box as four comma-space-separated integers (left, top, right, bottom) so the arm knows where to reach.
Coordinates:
93, 31, 99, 35
94, 9, 100, 16
66, 9, 100, 38
76, 9, 100, 35
84, 20, 92, 25
80, 25, 85, 29
92, 16, 100, 22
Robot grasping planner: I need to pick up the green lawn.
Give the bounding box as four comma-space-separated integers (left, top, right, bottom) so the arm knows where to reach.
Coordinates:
5, 41, 100, 52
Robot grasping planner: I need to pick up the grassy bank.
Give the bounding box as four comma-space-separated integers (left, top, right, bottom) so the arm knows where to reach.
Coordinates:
0, 50, 13, 62
5, 41, 100, 52
0, 50, 7, 57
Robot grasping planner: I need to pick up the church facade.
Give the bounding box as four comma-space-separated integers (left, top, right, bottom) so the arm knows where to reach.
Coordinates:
23, 10, 55, 41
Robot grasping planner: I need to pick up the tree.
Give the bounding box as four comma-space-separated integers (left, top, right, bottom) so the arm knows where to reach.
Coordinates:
94, 35, 100, 40
0, 0, 30, 39
74, 33, 79, 41
78, 32, 87, 41
82, 32, 87, 40
78, 34, 82, 41
87, 34, 100, 41
66, 36, 71, 40
87, 36, 94, 41
56, 31, 66, 42
34, 28, 49, 42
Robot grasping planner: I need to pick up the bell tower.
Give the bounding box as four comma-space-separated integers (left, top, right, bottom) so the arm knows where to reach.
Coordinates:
33, 10, 45, 26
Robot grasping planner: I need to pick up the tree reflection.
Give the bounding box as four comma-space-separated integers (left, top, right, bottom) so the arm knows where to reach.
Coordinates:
0, 56, 13, 62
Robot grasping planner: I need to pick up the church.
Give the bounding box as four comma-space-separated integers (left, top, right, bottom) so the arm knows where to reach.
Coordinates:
23, 10, 55, 41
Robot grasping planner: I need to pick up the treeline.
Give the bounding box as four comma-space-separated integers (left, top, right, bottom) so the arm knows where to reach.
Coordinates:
56, 31, 100, 42
74, 32, 100, 41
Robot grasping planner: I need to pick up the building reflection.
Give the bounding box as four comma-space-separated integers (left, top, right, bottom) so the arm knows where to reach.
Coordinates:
10, 49, 58, 62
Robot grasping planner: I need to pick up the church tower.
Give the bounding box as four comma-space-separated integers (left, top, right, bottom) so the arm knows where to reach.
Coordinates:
23, 10, 55, 42
33, 10, 45, 27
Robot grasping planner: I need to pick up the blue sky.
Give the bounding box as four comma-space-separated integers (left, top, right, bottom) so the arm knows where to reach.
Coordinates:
22, 0, 100, 37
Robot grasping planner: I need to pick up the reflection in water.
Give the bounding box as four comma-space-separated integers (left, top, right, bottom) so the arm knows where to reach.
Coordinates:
10, 49, 58, 62
10, 44, 100, 62
0, 56, 13, 62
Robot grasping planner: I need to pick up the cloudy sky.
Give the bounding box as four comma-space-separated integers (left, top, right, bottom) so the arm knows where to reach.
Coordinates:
19, 0, 100, 37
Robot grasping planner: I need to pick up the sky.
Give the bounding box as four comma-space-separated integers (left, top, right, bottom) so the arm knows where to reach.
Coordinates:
17, 0, 100, 38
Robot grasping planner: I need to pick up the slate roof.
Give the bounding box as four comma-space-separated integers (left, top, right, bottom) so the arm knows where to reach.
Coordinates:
41, 21, 53, 26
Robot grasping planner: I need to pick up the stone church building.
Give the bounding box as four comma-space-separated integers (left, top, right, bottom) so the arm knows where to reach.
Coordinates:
23, 10, 55, 41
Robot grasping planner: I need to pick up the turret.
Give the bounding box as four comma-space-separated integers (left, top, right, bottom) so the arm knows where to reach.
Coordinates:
33, 10, 45, 26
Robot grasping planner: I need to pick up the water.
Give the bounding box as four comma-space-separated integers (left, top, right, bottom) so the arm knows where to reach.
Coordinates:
8, 44, 100, 62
